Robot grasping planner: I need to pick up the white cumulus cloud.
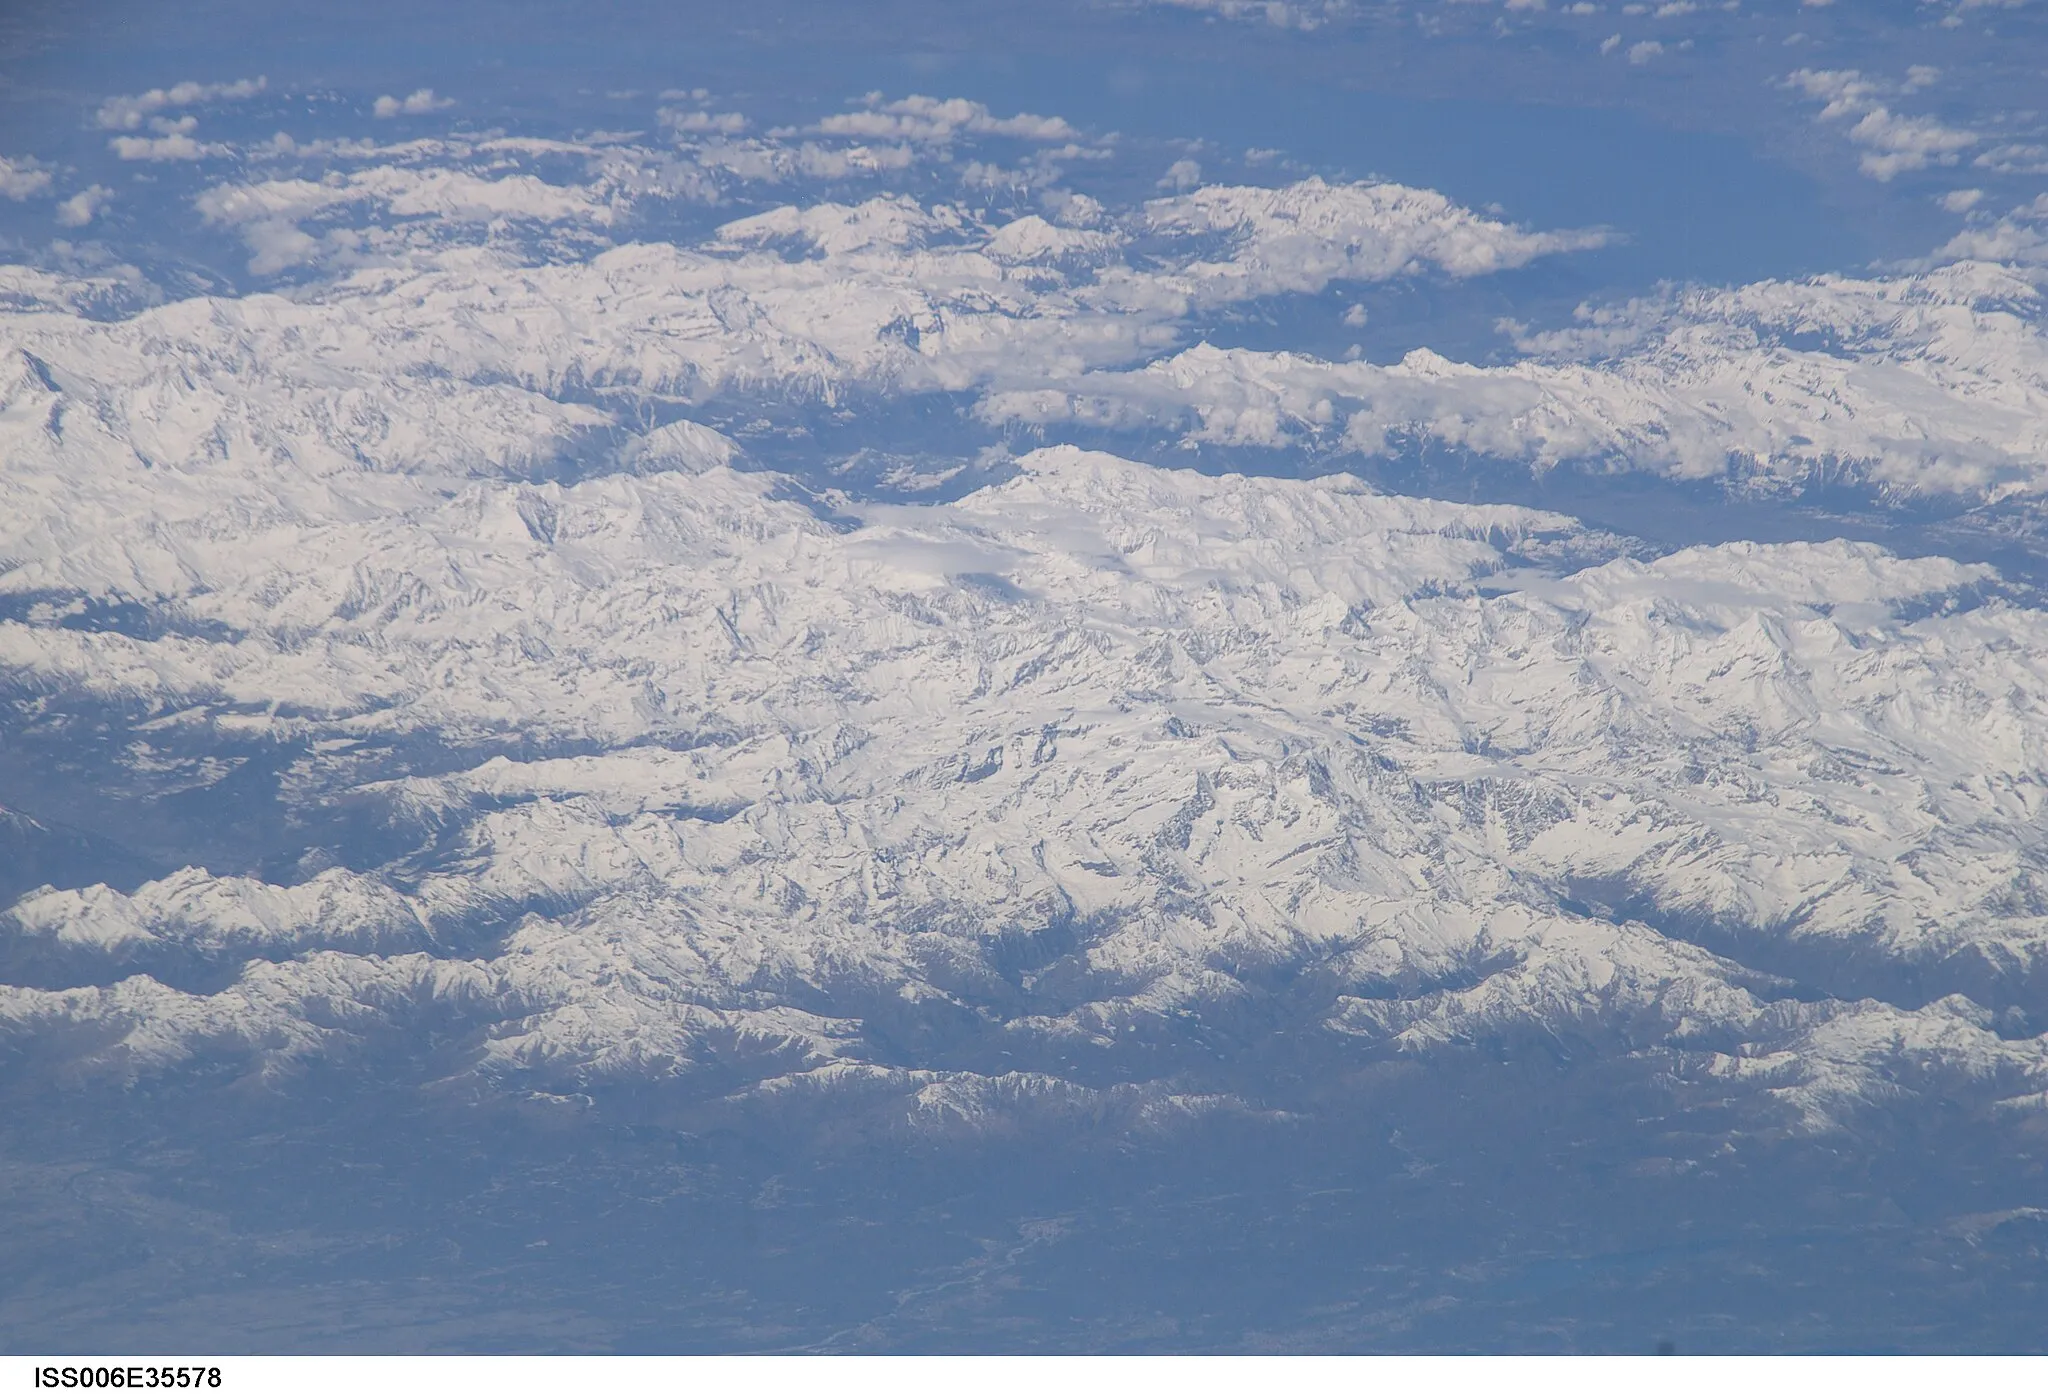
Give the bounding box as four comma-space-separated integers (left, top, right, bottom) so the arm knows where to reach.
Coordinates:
1788, 67, 1978, 181
373, 89, 455, 118
0, 156, 51, 199
1927, 193, 2048, 267
95, 76, 266, 131
816, 94, 1077, 144
1150, 0, 1353, 28
54, 185, 112, 227
109, 131, 220, 161
663, 109, 748, 135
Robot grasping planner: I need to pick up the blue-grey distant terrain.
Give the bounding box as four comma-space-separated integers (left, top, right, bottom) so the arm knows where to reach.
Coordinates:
3, 0, 2048, 1353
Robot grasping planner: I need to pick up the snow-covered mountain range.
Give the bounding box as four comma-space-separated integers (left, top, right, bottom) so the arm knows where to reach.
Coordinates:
3, 86, 2048, 1151
7, 209, 2048, 1137
5, 2, 2048, 1346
